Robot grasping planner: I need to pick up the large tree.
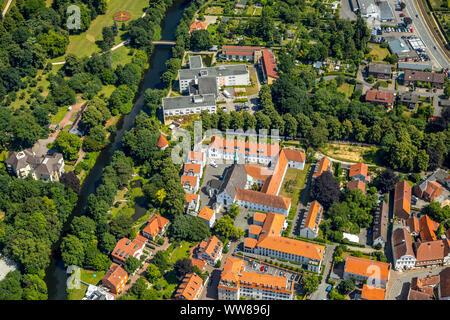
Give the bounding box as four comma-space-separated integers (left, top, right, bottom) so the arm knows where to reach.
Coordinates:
311, 171, 340, 209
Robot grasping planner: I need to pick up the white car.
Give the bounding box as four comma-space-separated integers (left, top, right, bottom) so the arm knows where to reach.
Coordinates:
210, 161, 217, 168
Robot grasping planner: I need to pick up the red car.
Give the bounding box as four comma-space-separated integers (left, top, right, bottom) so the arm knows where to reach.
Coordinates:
260, 266, 265, 271
399, 13, 404, 17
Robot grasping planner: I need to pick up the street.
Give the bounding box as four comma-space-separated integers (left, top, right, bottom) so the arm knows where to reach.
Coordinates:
310, 244, 337, 300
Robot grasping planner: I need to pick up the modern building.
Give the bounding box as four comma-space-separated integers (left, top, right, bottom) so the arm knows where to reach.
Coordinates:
343, 255, 390, 288
198, 206, 216, 228
372, 201, 389, 248
6, 150, 65, 182
393, 180, 412, 220
197, 236, 223, 265
141, 214, 169, 240
221, 45, 262, 62
189, 55, 203, 69
299, 201, 323, 239
392, 227, 416, 271
111, 236, 147, 265
174, 273, 204, 300
367, 63, 392, 79
218, 257, 294, 300
388, 39, 417, 61
102, 263, 128, 294
365, 89, 394, 107
178, 64, 250, 93
162, 94, 217, 123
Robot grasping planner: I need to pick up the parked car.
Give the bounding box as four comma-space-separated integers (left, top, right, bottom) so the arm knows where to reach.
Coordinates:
260, 266, 265, 271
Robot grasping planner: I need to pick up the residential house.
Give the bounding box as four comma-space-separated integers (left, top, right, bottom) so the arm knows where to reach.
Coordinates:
372, 201, 389, 248
361, 284, 386, 300
393, 180, 412, 220
348, 163, 369, 182
191, 258, 207, 272
414, 180, 443, 202
283, 149, 306, 169
83, 284, 114, 300
407, 274, 439, 300
365, 89, 395, 107
141, 214, 169, 240
253, 212, 266, 227
392, 227, 416, 271
185, 193, 200, 213
197, 236, 223, 265
403, 70, 445, 89
184, 163, 202, 178
343, 255, 390, 288
111, 236, 147, 265
399, 92, 419, 109
102, 263, 128, 294
367, 63, 392, 79
244, 164, 271, 188
299, 201, 323, 239
414, 239, 450, 268
198, 206, 216, 228
174, 273, 204, 300
313, 156, 332, 178
218, 257, 294, 300
6, 150, 65, 182
189, 21, 207, 35
188, 151, 206, 169
418, 215, 440, 242
181, 174, 200, 193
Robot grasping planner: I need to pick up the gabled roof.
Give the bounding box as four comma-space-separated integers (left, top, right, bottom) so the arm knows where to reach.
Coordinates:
414, 240, 449, 263
365, 89, 394, 104
361, 285, 385, 300
253, 212, 267, 223
439, 267, 450, 299
243, 164, 271, 182
181, 175, 198, 186
282, 149, 306, 163
191, 258, 207, 271
235, 188, 291, 210
185, 193, 200, 204
394, 180, 411, 219
184, 163, 201, 174
188, 151, 204, 163
393, 227, 415, 259
303, 201, 323, 233
175, 273, 203, 300
261, 49, 279, 79
102, 263, 128, 289
418, 215, 439, 242
256, 236, 325, 260
344, 256, 390, 281
406, 216, 420, 234
313, 157, 331, 177
199, 236, 223, 260
142, 215, 169, 238
348, 163, 368, 180
372, 201, 388, 242
217, 164, 247, 199
111, 237, 146, 262
198, 207, 215, 222
260, 151, 288, 195
260, 212, 286, 239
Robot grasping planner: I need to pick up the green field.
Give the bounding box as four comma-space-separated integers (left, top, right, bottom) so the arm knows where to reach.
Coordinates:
167, 241, 193, 264
366, 44, 389, 62
67, 268, 106, 300
337, 83, 355, 100
53, 0, 149, 61
279, 164, 311, 208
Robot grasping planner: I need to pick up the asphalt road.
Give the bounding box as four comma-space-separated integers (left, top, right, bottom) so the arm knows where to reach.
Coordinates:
405, 0, 450, 69
309, 244, 337, 300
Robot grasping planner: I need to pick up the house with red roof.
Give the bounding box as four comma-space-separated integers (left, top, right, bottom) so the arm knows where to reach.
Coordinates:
197, 206, 216, 228
111, 236, 146, 265
313, 156, 332, 178
365, 89, 395, 107
197, 236, 223, 265
393, 180, 412, 220
221, 45, 262, 62
414, 179, 443, 202
185, 193, 200, 213
260, 49, 279, 84
348, 179, 366, 194
299, 201, 323, 239
174, 273, 204, 300
189, 21, 207, 35
181, 174, 200, 193
348, 163, 369, 182
141, 214, 170, 240
102, 263, 128, 294
344, 255, 391, 288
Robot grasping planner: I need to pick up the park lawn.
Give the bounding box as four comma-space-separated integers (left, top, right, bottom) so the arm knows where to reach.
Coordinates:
367, 44, 389, 62
52, 0, 149, 61
67, 268, 105, 300
110, 45, 134, 68
337, 83, 354, 100
51, 106, 69, 125
320, 143, 381, 164
245, 71, 259, 96
167, 241, 193, 264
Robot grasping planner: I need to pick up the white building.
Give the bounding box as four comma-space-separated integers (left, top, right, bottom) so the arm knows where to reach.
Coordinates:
299, 201, 323, 239
392, 227, 416, 271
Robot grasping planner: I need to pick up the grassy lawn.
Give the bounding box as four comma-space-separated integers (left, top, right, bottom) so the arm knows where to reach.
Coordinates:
67, 268, 105, 300
279, 164, 310, 208
245, 71, 259, 95
51, 106, 69, 125
167, 241, 193, 264
110, 45, 135, 68
320, 143, 381, 165
205, 6, 223, 15
337, 83, 354, 100
366, 44, 389, 62
52, 0, 149, 61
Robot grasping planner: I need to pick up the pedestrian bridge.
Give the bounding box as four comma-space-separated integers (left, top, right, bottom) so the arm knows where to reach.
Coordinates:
152, 40, 176, 46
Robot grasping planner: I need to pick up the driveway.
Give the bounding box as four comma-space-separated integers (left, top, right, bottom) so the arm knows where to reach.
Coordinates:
309, 244, 337, 300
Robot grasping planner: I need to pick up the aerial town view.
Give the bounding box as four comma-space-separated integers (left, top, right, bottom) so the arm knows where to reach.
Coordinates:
0, 0, 449, 309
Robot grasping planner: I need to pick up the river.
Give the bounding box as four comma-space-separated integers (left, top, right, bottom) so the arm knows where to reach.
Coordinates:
44, 0, 188, 300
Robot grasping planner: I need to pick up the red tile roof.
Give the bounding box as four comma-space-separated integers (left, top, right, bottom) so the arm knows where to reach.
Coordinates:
222, 45, 262, 57
361, 285, 385, 300
303, 201, 323, 233
200, 236, 223, 261
243, 164, 271, 182
348, 180, 366, 193
344, 256, 390, 281
102, 263, 128, 294
261, 49, 279, 79
394, 180, 411, 220
111, 237, 146, 263
365, 89, 394, 105
185, 193, 199, 204
198, 207, 215, 222
157, 134, 168, 148
418, 215, 439, 242
184, 163, 201, 174
256, 236, 325, 261
348, 163, 368, 180
235, 188, 291, 210
142, 214, 169, 239
282, 149, 306, 163
175, 273, 203, 300
313, 157, 331, 177
260, 150, 288, 195
181, 175, 198, 186
189, 21, 207, 33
